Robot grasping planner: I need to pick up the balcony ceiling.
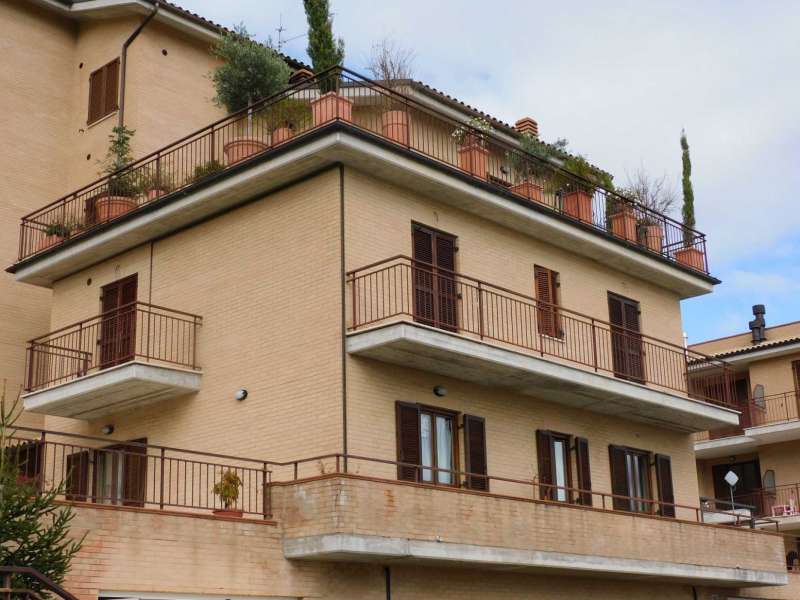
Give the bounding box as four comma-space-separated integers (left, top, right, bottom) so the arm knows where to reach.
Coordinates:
346, 321, 739, 433
12, 126, 714, 298
695, 420, 800, 458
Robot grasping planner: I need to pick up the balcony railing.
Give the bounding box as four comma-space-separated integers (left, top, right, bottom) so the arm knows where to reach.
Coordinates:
347, 256, 734, 407
695, 390, 800, 442
16, 68, 710, 273
24, 302, 201, 392
713, 483, 800, 521
3, 427, 778, 530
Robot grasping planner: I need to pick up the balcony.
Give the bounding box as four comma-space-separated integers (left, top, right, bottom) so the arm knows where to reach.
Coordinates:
695, 391, 800, 458
22, 302, 202, 419
704, 484, 800, 534
3, 428, 787, 587
9, 69, 714, 294
346, 256, 738, 431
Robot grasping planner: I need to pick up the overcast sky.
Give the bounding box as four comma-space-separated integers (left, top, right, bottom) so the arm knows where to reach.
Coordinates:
179, 0, 800, 342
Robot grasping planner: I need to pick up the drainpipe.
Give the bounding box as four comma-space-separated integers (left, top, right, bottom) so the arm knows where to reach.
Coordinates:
118, 1, 160, 128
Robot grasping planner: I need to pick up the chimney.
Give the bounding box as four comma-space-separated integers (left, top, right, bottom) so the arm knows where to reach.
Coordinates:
515, 117, 539, 137
288, 68, 314, 85
748, 304, 767, 344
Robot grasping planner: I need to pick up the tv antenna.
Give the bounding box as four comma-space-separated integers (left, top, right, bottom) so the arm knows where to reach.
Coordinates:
276, 13, 307, 52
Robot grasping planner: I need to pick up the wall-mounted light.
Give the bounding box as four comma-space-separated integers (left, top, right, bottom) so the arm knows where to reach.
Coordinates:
433, 385, 447, 397
100, 424, 114, 435
235, 389, 248, 402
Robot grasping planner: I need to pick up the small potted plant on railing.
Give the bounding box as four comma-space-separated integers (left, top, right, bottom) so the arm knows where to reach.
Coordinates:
139, 169, 174, 202
452, 116, 493, 180
269, 97, 312, 145
211, 25, 291, 165
305, 0, 350, 126
38, 222, 74, 251
95, 125, 139, 222
212, 468, 243, 518
367, 38, 415, 145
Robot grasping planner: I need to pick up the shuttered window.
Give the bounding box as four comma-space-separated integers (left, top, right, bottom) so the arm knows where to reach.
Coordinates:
575, 437, 592, 505
396, 402, 457, 486
88, 58, 120, 124
65, 450, 90, 502
609, 444, 653, 513
396, 402, 421, 482
99, 274, 138, 369
4, 440, 43, 482
655, 453, 675, 518
412, 223, 458, 330
608, 292, 644, 382
793, 361, 800, 395
534, 266, 561, 338
536, 430, 573, 502
463, 415, 488, 491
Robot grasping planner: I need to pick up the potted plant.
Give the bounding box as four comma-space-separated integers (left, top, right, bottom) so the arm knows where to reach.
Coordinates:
607, 195, 638, 242
506, 133, 558, 203
367, 38, 415, 144
139, 169, 174, 202
38, 222, 73, 251
95, 125, 139, 222
212, 468, 243, 518
304, 0, 350, 126
452, 116, 493, 180
269, 97, 312, 145
190, 159, 224, 183
557, 155, 611, 225
211, 25, 291, 165
638, 215, 665, 253
675, 130, 704, 270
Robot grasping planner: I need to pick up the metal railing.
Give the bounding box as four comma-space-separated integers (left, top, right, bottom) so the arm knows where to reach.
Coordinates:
347, 256, 734, 406
695, 390, 800, 442
718, 483, 800, 521
16, 68, 710, 273
2, 427, 778, 531
24, 302, 201, 392
0, 567, 79, 600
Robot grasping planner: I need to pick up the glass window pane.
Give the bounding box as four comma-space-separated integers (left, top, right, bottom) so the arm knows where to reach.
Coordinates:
421, 414, 433, 482
553, 439, 567, 501
436, 415, 453, 485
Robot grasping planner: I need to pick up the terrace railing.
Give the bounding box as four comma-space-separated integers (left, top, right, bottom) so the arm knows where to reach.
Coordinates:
24, 302, 201, 392
3, 427, 777, 530
17, 68, 710, 273
695, 390, 800, 442
347, 255, 734, 406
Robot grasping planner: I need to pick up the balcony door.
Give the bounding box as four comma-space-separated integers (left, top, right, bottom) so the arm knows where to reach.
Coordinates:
412, 224, 457, 331
607, 292, 644, 383
712, 459, 762, 514
99, 275, 138, 369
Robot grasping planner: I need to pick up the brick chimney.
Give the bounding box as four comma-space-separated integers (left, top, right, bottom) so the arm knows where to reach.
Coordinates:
515, 117, 539, 137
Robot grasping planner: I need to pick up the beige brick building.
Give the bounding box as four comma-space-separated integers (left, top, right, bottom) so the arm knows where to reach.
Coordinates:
2, 1, 794, 599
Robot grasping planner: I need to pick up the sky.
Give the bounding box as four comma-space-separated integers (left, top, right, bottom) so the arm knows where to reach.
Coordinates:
177, 0, 800, 343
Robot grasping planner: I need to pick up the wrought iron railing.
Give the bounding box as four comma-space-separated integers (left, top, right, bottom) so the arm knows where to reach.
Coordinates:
16, 68, 710, 273
695, 390, 800, 442
0, 567, 79, 600
24, 302, 201, 392
347, 256, 734, 406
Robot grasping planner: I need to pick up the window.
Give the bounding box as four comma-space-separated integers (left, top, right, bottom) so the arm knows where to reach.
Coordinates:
609, 445, 657, 514
411, 223, 458, 330
534, 265, 561, 338
88, 58, 120, 124
64, 440, 147, 506
536, 430, 592, 504
607, 292, 644, 383
99, 274, 138, 369
395, 402, 482, 489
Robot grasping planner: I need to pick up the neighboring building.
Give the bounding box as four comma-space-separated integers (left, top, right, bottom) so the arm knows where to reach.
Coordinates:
694, 308, 800, 583
2, 1, 793, 599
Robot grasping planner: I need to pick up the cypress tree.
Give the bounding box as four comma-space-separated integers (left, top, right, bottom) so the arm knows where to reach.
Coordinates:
303, 0, 345, 93
680, 129, 695, 246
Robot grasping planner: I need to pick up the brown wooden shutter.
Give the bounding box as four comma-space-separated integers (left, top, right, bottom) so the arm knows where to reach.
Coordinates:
536, 430, 554, 500
88, 68, 104, 124
793, 361, 800, 394
65, 450, 90, 502
463, 415, 488, 491
655, 453, 675, 518
608, 293, 644, 382
535, 266, 559, 338
87, 58, 120, 124
396, 402, 421, 481
574, 437, 592, 505
104, 58, 120, 113
122, 439, 147, 507
435, 234, 458, 330
100, 275, 138, 368
412, 226, 435, 325
608, 445, 629, 510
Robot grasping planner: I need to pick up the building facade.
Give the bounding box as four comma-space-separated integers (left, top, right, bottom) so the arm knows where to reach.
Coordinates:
2, 1, 794, 599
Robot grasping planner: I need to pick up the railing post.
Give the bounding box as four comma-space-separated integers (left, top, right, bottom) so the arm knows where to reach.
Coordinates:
262, 462, 271, 519
38, 431, 47, 495
159, 447, 165, 510
210, 125, 216, 163
155, 152, 161, 196
192, 316, 198, 370
590, 318, 598, 372
477, 281, 484, 340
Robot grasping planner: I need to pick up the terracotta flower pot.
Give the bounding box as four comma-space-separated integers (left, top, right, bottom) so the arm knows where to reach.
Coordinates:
381, 109, 409, 145
510, 180, 544, 203
610, 208, 637, 242
146, 188, 167, 202
95, 195, 137, 222
212, 508, 244, 518
641, 224, 664, 253
675, 247, 705, 271
272, 127, 293, 145
457, 143, 489, 179
223, 137, 268, 165
562, 190, 593, 224
37, 234, 66, 252
311, 92, 354, 126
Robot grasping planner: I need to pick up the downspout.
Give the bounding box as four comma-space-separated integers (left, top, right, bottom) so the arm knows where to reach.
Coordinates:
118, 1, 160, 128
